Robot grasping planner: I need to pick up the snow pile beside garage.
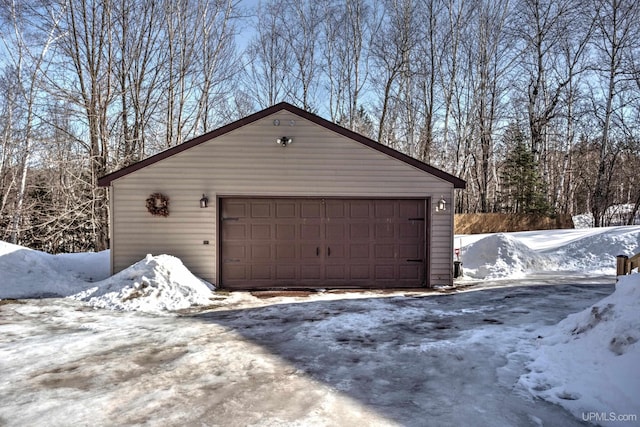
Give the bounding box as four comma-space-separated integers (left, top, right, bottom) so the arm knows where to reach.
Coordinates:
70, 254, 215, 314
0, 241, 215, 313
461, 233, 553, 279
0, 241, 109, 299
519, 274, 640, 425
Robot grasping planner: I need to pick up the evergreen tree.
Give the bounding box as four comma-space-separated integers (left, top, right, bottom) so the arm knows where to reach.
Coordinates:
500, 124, 549, 214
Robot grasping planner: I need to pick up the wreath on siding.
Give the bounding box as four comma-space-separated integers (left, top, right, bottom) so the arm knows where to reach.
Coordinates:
145, 193, 169, 217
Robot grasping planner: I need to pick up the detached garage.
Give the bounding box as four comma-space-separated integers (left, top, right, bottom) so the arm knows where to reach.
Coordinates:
98, 102, 465, 289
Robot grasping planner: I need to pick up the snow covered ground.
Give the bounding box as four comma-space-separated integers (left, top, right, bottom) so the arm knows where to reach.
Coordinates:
1, 227, 639, 426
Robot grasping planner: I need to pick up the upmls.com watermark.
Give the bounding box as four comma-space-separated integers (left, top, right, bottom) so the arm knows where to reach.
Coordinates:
582, 412, 638, 423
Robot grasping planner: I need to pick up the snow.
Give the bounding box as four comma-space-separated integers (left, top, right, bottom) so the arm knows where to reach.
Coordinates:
457, 225, 640, 279
1, 225, 639, 426
70, 254, 215, 314
572, 204, 640, 228
0, 242, 215, 314
518, 274, 640, 426
461, 233, 554, 279
0, 240, 109, 298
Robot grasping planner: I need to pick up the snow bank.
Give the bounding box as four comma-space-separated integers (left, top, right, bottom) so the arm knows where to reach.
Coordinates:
1, 240, 214, 313
572, 213, 593, 228
519, 274, 640, 425
458, 226, 640, 278
0, 241, 109, 298
70, 254, 214, 314
573, 205, 640, 228
462, 233, 553, 279
552, 227, 640, 274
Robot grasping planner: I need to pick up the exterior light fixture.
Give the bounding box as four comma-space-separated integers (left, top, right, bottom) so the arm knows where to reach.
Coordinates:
200, 194, 209, 208
436, 196, 446, 212
276, 136, 292, 147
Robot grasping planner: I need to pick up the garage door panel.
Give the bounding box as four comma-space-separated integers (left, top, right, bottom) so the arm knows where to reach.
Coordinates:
224, 264, 246, 280
250, 224, 271, 239
276, 244, 296, 260
251, 202, 272, 217
325, 265, 346, 280
276, 265, 297, 280
375, 200, 395, 218
301, 244, 320, 259
374, 244, 396, 259
350, 265, 370, 280
374, 265, 395, 280
399, 200, 423, 218
326, 223, 345, 239
301, 201, 322, 218
222, 202, 247, 218
276, 224, 296, 240
221, 198, 426, 289
350, 201, 370, 218
375, 223, 395, 239
349, 223, 370, 239
399, 244, 421, 259
224, 224, 247, 239
349, 244, 369, 258
250, 244, 270, 260
276, 202, 296, 218
325, 201, 345, 218
301, 224, 321, 239
400, 222, 422, 238
251, 265, 272, 280
301, 265, 321, 280
224, 244, 246, 260
327, 244, 345, 258
399, 264, 421, 280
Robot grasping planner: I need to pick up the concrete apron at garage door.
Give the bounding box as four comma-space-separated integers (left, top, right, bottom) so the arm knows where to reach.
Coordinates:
219, 198, 428, 289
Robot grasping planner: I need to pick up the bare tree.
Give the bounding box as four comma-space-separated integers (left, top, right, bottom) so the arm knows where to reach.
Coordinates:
552, 4, 594, 213
438, 0, 476, 195
53, 0, 115, 250
192, 0, 240, 132
322, 0, 373, 129
370, 0, 417, 147
469, 0, 514, 213
0, 0, 64, 244
589, 0, 640, 226
162, 0, 201, 147
0, 67, 20, 226
112, 0, 164, 166
513, 0, 592, 211
242, 0, 294, 108
410, 0, 447, 163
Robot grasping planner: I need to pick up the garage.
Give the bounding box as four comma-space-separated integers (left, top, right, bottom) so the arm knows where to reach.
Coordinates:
99, 102, 465, 288
220, 198, 426, 289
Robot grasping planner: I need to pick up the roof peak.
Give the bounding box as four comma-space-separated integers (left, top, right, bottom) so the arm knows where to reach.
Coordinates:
98, 103, 465, 189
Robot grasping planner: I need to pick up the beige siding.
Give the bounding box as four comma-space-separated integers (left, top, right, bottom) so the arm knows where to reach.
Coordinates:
110, 111, 455, 286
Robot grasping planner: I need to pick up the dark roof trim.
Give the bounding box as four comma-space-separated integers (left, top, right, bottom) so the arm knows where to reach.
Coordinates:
98, 102, 466, 188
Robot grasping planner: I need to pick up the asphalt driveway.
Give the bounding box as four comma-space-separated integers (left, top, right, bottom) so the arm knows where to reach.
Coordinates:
0, 280, 613, 426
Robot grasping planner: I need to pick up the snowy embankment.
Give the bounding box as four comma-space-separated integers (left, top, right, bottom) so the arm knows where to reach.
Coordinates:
457, 225, 640, 279
0, 240, 110, 298
520, 274, 640, 426
454, 227, 640, 424
0, 241, 214, 314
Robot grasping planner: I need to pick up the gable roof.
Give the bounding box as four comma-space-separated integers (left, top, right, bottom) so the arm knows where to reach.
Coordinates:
98, 102, 466, 188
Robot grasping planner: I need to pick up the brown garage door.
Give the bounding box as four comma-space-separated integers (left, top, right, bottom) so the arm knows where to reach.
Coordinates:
220, 198, 427, 289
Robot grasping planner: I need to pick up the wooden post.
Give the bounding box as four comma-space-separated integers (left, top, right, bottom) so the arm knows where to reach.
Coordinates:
617, 255, 629, 276
627, 253, 640, 273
